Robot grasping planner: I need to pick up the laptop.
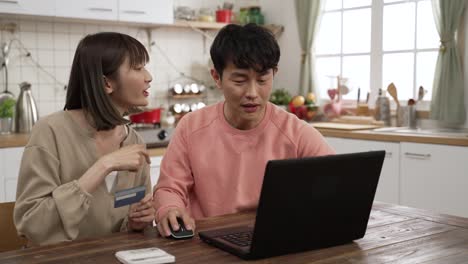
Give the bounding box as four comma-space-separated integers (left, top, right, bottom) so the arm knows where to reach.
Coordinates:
199, 151, 385, 260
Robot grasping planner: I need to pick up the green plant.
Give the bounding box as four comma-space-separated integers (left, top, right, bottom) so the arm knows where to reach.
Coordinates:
269, 88, 292, 105
0, 98, 16, 118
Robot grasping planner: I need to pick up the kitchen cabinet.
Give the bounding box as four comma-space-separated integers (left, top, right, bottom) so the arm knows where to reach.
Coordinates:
400, 142, 468, 217
0, 147, 24, 202
325, 137, 400, 204
149, 155, 163, 191
0, 0, 55, 16
118, 0, 173, 24
55, 0, 118, 21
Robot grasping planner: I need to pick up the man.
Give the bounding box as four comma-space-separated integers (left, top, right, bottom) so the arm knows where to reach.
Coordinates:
154, 24, 334, 237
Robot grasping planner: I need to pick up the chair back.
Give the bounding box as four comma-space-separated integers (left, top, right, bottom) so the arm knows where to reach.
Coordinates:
0, 202, 27, 252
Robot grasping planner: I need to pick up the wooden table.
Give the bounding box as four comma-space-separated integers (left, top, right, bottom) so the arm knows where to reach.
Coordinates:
1, 202, 468, 263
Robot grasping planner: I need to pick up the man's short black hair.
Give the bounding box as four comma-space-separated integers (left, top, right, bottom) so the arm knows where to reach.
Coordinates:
210, 23, 280, 77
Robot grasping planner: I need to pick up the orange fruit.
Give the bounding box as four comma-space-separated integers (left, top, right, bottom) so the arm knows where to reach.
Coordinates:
306, 92, 316, 103
291, 95, 305, 107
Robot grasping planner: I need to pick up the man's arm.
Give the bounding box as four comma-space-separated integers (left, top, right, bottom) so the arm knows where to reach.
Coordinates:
296, 124, 335, 157
153, 117, 196, 236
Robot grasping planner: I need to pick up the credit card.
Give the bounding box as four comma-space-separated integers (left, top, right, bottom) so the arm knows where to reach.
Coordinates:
114, 185, 146, 208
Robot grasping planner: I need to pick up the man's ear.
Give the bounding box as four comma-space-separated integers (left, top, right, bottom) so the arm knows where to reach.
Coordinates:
103, 76, 114, 94
210, 69, 222, 90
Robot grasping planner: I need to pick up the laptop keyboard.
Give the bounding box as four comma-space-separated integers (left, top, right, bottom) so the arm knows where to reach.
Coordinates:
219, 231, 253, 247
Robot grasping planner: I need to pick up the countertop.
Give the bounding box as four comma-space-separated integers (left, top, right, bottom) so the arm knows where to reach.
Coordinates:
0, 133, 168, 155
1, 202, 468, 263
317, 128, 468, 147
2, 125, 468, 149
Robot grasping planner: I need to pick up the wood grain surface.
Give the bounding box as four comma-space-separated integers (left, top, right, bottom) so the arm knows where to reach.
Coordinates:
1, 202, 467, 263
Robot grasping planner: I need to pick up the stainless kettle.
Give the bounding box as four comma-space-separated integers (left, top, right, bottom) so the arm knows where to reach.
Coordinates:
15, 82, 39, 133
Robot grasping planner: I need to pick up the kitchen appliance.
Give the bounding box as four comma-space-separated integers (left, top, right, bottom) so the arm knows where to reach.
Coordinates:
132, 124, 173, 148
129, 108, 162, 124
15, 82, 39, 133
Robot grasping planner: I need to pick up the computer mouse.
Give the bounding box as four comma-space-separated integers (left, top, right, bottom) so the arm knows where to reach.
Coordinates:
169, 217, 194, 239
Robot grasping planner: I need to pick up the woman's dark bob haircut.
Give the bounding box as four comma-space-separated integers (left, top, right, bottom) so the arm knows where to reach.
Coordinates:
64, 32, 149, 131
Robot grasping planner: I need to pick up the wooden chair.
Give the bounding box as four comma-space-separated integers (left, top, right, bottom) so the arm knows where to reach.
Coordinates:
0, 202, 27, 252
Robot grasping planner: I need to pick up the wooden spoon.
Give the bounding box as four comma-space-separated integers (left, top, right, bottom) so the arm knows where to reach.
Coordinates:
387, 83, 400, 108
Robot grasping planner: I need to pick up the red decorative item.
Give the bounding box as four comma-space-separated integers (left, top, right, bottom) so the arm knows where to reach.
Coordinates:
129, 108, 162, 124
216, 9, 232, 23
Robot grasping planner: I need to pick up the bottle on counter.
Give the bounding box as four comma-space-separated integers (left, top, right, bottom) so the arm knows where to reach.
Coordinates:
374, 89, 391, 126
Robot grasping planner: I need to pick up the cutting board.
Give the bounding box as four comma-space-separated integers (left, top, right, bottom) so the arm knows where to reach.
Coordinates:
311, 122, 380, 131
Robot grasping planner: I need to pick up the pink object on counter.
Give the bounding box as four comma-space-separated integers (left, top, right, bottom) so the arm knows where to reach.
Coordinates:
153, 102, 335, 221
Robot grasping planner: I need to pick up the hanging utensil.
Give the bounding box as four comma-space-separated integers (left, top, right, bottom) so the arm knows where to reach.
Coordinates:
0, 41, 14, 105
418, 86, 426, 102
387, 82, 399, 108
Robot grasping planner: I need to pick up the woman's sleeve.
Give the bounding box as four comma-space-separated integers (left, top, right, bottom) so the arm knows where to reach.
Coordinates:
14, 145, 92, 246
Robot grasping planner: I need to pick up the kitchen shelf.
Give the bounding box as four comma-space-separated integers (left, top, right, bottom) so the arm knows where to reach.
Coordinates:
173, 20, 229, 30
170, 94, 206, 99
171, 20, 284, 37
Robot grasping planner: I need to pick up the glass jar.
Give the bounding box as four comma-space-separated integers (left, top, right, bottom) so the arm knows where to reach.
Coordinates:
237, 7, 249, 25
198, 8, 214, 22
248, 6, 264, 25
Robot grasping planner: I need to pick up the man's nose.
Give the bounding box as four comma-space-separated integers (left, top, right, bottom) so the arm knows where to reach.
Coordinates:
245, 81, 259, 98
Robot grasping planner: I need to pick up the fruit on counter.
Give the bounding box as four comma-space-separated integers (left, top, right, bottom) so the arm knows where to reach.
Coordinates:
291, 95, 305, 107
305, 92, 316, 104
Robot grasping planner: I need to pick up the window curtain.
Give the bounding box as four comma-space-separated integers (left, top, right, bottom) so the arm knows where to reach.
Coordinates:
295, 0, 323, 97
430, 0, 466, 124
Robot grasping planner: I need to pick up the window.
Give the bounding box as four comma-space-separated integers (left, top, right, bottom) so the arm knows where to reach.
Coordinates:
315, 0, 439, 106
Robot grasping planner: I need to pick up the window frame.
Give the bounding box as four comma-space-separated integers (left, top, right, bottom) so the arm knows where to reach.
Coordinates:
315, 0, 439, 110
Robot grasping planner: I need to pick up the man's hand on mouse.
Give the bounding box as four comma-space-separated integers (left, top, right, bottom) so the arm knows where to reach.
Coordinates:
157, 208, 195, 237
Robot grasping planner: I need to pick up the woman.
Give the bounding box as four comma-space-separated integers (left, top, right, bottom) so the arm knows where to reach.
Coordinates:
14, 32, 155, 246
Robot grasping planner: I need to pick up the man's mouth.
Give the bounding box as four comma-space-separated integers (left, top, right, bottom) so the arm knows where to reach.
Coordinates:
241, 103, 260, 113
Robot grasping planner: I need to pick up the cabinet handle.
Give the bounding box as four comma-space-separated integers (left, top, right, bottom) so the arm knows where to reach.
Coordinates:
0, 0, 19, 4
123, 10, 146, 15
88, 7, 113, 12
404, 152, 431, 159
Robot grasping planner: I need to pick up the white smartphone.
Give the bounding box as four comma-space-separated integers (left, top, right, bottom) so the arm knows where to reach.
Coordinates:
115, 247, 175, 264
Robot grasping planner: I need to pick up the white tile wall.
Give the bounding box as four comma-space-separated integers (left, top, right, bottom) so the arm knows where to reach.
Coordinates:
0, 15, 219, 117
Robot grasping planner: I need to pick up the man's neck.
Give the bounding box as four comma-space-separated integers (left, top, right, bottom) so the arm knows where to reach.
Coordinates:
223, 104, 266, 130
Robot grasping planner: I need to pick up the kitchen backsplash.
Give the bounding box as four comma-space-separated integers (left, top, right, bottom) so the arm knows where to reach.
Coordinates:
0, 15, 222, 117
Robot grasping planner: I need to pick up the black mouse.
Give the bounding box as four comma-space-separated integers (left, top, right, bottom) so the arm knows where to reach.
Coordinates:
169, 217, 194, 239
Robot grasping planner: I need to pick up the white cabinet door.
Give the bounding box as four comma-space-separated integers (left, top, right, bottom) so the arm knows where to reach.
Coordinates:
118, 0, 173, 24
400, 142, 468, 217
55, 0, 118, 20
325, 137, 400, 204
1, 147, 24, 202
149, 156, 163, 191
0, 0, 55, 16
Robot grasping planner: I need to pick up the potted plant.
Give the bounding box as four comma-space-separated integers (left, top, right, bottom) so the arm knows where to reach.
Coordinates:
269, 88, 292, 110
0, 98, 15, 134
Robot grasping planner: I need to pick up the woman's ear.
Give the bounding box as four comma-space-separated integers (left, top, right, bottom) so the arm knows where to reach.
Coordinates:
210, 69, 222, 90
103, 76, 114, 94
